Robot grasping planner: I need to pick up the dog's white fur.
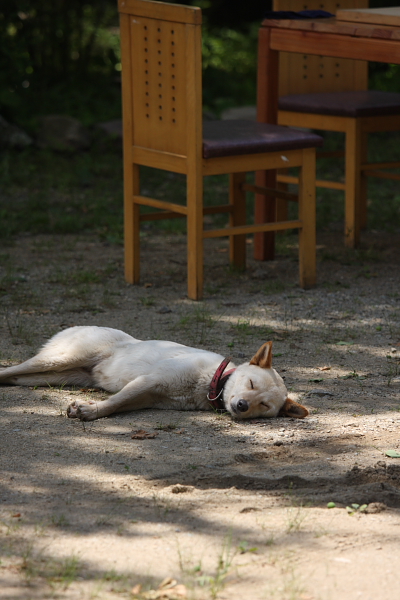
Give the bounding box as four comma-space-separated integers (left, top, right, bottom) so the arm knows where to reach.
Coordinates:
0, 326, 308, 421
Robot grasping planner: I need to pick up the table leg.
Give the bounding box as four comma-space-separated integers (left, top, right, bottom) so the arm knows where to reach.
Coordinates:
255, 26, 280, 261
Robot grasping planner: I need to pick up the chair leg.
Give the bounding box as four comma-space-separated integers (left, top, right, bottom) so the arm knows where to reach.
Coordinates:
344, 119, 362, 248
359, 130, 368, 230
298, 148, 316, 288
187, 171, 204, 300
254, 169, 277, 260
124, 163, 141, 284
229, 172, 247, 269
276, 170, 289, 225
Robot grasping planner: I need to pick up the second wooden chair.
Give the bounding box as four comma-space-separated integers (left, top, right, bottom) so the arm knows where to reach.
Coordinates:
273, 0, 400, 247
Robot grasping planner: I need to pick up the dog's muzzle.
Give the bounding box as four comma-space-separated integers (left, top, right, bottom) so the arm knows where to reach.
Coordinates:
234, 399, 249, 413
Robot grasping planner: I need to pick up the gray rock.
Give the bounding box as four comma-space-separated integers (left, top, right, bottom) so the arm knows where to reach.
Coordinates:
221, 105, 257, 120
307, 389, 335, 397
36, 115, 91, 151
96, 119, 123, 138
158, 306, 172, 314
0, 115, 33, 149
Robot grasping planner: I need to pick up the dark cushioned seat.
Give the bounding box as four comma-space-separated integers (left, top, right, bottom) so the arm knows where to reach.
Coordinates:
279, 91, 400, 118
202, 119, 323, 159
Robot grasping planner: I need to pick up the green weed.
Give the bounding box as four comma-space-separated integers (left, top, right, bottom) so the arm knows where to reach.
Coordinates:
50, 514, 70, 528
178, 535, 236, 600
140, 296, 155, 307
175, 305, 216, 344
4, 311, 35, 345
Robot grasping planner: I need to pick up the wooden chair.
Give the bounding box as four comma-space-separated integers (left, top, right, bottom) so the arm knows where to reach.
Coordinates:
118, 0, 322, 300
273, 0, 400, 248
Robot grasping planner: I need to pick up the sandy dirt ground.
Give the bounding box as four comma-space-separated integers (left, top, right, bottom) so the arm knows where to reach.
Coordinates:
1, 230, 400, 600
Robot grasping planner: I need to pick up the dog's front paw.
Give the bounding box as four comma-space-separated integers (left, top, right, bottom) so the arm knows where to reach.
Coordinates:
67, 399, 99, 421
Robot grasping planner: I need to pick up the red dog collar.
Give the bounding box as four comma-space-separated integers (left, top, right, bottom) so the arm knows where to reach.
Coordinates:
207, 357, 235, 411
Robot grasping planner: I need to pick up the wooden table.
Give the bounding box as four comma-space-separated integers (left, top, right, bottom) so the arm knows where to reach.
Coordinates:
255, 14, 400, 260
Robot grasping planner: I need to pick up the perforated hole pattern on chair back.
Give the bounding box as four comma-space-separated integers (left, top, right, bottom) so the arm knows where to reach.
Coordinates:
273, 0, 369, 95
130, 16, 189, 156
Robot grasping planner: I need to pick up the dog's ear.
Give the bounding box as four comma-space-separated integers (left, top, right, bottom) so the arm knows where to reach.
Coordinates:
278, 397, 309, 419
250, 341, 273, 369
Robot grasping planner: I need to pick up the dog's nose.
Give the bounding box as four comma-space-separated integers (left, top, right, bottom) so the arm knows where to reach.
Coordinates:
236, 399, 249, 413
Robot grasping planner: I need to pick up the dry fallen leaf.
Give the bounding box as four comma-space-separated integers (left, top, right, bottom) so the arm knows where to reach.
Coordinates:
142, 586, 187, 599
138, 578, 187, 600
159, 578, 176, 589
170, 484, 194, 494
319, 366, 331, 371
131, 430, 158, 440
131, 584, 142, 596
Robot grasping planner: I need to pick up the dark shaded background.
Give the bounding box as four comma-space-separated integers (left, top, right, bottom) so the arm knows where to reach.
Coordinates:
1, 0, 399, 132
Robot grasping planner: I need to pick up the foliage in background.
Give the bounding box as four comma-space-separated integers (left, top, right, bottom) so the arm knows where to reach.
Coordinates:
0, 0, 399, 245
202, 24, 258, 114
1, 0, 400, 129
0, 1, 122, 130
0, 1, 260, 130
370, 63, 400, 93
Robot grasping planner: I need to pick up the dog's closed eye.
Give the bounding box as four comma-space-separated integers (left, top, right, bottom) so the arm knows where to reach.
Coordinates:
250, 379, 254, 389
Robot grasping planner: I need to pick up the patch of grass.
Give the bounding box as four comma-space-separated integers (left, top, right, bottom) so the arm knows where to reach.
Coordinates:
230, 317, 274, 345
285, 505, 308, 533
187, 464, 199, 470
232, 318, 253, 337
139, 296, 155, 307
315, 130, 400, 233
175, 305, 216, 344
70, 270, 102, 285
4, 311, 35, 345
178, 535, 236, 600
50, 514, 70, 528
321, 245, 383, 266
101, 568, 131, 593
268, 564, 308, 600
385, 355, 400, 386
0, 146, 124, 244
238, 540, 258, 554
263, 280, 287, 295
151, 492, 175, 519
20, 546, 81, 590
322, 280, 351, 291
275, 232, 299, 258
155, 421, 180, 431
101, 289, 119, 309
0, 516, 22, 537
2, 128, 400, 251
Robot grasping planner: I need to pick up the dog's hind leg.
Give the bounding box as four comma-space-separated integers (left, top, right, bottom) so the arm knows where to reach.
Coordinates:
0, 358, 57, 383
67, 376, 156, 421
0, 344, 97, 384
0, 357, 89, 384
0, 368, 95, 388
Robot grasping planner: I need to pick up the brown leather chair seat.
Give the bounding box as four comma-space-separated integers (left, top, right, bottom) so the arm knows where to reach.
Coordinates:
202, 120, 323, 158
279, 90, 400, 118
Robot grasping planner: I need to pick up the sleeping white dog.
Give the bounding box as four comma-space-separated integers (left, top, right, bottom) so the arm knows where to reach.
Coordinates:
0, 326, 308, 421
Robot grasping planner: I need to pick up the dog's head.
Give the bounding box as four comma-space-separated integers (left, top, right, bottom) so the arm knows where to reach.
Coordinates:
223, 341, 308, 420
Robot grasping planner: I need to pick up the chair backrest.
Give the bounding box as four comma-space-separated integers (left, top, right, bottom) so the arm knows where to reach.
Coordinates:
273, 0, 368, 95
118, 0, 202, 158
